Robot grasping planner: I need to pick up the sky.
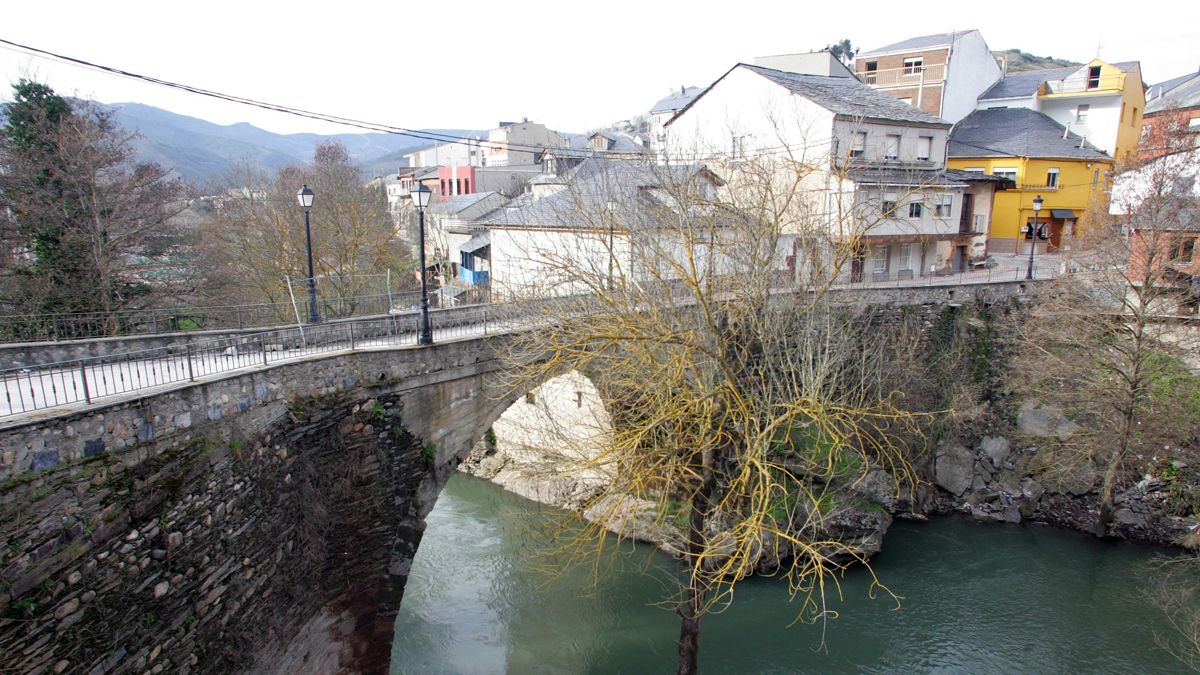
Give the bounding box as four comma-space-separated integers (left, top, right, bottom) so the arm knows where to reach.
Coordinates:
1, 0, 1197, 137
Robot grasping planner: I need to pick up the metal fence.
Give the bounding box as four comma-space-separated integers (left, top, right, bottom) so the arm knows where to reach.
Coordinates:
0, 291, 440, 344
831, 261, 1049, 287
0, 303, 516, 418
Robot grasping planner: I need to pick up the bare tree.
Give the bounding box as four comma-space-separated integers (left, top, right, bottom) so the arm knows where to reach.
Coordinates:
1011, 144, 1200, 532
497, 156, 925, 673
201, 142, 411, 319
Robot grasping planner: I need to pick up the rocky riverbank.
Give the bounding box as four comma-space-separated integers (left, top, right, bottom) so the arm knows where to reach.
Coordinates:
461, 397, 1199, 565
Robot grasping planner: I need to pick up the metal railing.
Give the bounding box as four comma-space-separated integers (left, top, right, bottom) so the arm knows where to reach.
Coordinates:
0, 291, 435, 344
0, 303, 526, 419
0, 265, 1057, 419
836, 260, 1045, 287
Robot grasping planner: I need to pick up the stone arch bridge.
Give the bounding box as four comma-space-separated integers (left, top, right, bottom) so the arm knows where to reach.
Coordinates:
0, 281, 1028, 674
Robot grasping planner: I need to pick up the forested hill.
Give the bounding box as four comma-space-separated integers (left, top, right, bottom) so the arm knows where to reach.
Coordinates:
100, 102, 481, 186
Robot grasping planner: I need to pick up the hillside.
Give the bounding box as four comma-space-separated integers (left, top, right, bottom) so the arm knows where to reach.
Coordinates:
103, 102, 482, 185
993, 49, 1081, 73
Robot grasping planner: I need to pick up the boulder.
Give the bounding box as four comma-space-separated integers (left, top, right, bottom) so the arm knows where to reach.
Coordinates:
980, 436, 1011, 466
935, 443, 975, 496
1017, 403, 1078, 439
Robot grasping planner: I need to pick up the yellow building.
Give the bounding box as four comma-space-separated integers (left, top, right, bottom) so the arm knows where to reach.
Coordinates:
976, 58, 1145, 165
948, 107, 1113, 254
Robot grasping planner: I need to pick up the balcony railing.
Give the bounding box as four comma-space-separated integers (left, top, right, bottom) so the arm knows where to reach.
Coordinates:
859, 63, 947, 88
1043, 74, 1124, 95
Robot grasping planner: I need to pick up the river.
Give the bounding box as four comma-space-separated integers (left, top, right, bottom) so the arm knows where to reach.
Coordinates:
391, 473, 1185, 674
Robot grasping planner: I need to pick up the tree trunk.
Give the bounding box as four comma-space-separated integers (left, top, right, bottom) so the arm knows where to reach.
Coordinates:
677, 445, 717, 675
1099, 399, 1138, 535
676, 582, 702, 675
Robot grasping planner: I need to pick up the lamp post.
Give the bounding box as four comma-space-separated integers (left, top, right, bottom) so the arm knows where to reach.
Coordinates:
411, 183, 433, 345
1026, 194, 1043, 280
296, 185, 320, 323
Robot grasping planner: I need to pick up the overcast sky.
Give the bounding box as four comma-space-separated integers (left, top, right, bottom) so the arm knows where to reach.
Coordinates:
2, 0, 1197, 137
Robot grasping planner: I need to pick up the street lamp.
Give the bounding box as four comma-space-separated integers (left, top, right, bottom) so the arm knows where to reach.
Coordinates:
1026, 194, 1043, 280
296, 185, 320, 323
411, 182, 433, 345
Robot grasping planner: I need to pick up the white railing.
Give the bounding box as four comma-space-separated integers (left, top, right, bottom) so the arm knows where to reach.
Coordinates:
859, 63, 947, 88
1043, 74, 1124, 95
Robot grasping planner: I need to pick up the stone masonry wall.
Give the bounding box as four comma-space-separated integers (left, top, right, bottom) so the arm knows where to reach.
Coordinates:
0, 337, 510, 674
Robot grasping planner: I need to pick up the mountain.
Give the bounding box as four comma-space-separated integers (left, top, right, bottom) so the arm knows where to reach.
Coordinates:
102, 102, 482, 185
992, 50, 1081, 74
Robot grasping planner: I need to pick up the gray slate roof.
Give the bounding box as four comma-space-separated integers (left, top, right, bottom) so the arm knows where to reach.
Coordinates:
478, 159, 719, 230
948, 108, 1111, 160
1149, 71, 1199, 100
943, 169, 1016, 188
650, 86, 703, 114
978, 66, 1077, 100
740, 64, 950, 125
1147, 72, 1200, 114
430, 191, 502, 215
846, 167, 968, 187
858, 30, 975, 57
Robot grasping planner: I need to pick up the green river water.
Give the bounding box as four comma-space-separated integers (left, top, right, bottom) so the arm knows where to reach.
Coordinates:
391, 473, 1186, 674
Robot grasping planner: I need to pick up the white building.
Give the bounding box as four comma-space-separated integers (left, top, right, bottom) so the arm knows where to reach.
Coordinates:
663, 63, 981, 278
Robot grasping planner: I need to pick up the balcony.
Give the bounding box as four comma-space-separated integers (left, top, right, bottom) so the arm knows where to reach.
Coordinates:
959, 213, 988, 235
859, 63, 947, 88
1042, 74, 1124, 95
459, 267, 489, 286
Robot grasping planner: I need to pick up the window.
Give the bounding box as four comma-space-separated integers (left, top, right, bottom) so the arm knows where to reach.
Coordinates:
463, 178, 470, 193
864, 61, 878, 84
899, 244, 913, 271
964, 167, 985, 173
903, 57, 924, 75
1046, 168, 1060, 188
851, 132, 866, 158
1075, 104, 1089, 123
885, 134, 900, 160
882, 192, 898, 216
872, 246, 889, 274
440, 179, 447, 194
731, 135, 748, 160
1087, 65, 1102, 90
916, 136, 933, 161
898, 97, 913, 105
993, 168, 1017, 183
935, 193, 952, 217
1131, 107, 1138, 126
908, 202, 924, 218
1093, 168, 1100, 187
1181, 237, 1196, 264
575, 391, 584, 408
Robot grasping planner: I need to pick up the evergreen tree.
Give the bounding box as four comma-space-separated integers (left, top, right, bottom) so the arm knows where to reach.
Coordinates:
0, 79, 186, 336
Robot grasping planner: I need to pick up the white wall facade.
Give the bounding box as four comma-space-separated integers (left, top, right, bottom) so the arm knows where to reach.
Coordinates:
488, 226, 633, 299
404, 140, 481, 168
943, 31, 1004, 123
1038, 94, 1123, 156
663, 67, 838, 167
